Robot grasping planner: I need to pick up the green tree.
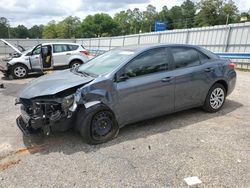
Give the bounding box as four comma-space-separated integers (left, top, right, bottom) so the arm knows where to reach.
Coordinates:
169, 6, 184, 29
195, 0, 238, 26
29, 25, 43, 38
11, 25, 29, 38
81, 13, 119, 37
181, 0, 196, 28
56, 16, 81, 38
0, 17, 9, 38
223, 0, 238, 24
114, 11, 131, 35
143, 4, 157, 32
42, 21, 57, 38
158, 6, 172, 29
131, 8, 143, 33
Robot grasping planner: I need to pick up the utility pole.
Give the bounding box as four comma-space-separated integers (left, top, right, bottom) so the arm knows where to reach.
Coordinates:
8, 25, 10, 38
226, 14, 229, 25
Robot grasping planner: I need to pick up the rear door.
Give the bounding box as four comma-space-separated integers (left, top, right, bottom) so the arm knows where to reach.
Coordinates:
116, 47, 175, 125
52, 44, 69, 67
169, 47, 212, 111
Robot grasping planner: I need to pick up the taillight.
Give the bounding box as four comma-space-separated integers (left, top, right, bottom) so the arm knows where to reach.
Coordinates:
80, 51, 89, 56
228, 60, 236, 69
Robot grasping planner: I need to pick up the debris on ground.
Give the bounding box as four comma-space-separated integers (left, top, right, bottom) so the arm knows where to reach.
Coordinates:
184, 176, 202, 187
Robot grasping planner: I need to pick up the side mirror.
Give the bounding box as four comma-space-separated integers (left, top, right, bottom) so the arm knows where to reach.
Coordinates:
117, 73, 129, 82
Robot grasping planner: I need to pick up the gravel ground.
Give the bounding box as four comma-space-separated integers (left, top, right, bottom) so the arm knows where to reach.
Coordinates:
0, 71, 249, 188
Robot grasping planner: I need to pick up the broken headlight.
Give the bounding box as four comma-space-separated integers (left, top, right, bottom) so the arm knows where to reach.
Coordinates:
62, 94, 75, 109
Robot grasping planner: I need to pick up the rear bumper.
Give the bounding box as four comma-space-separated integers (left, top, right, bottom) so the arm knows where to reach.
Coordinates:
227, 70, 237, 96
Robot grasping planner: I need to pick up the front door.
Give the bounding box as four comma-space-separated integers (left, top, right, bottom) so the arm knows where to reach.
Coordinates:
116, 47, 175, 125
29, 44, 42, 71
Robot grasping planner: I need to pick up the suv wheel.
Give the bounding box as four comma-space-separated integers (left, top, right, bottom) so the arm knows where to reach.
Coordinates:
70, 60, 82, 69
11, 64, 28, 79
203, 83, 226, 113
77, 105, 119, 144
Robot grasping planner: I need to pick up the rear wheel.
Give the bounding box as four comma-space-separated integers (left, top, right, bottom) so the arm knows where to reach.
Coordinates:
11, 64, 28, 79
70, 60, 82, 69
77, 105, 119, 144
203, 83, 226, 113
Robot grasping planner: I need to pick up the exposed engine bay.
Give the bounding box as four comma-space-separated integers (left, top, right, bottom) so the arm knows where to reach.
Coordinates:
16, 87, 80, 135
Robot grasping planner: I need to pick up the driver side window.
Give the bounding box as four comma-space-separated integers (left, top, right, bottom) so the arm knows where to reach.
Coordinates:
125, 48, 169, 78
33, 47, 41, 55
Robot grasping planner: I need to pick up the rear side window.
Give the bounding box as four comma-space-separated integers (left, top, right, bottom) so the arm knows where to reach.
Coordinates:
125, 47, 169, 77
53, 44, 68, 53
171, 47, 207, 69
67, 45, 79, 51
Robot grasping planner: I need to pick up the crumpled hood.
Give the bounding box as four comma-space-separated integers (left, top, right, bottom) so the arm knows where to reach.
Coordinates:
19, 69, 94, 99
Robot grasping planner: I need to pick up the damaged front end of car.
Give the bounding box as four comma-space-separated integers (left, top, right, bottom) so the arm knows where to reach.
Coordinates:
16, 90, 79, 135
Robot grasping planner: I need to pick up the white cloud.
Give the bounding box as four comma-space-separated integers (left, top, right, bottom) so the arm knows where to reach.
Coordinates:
0, 0, 249, 28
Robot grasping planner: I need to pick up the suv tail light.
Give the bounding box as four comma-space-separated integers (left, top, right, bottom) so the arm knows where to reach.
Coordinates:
228, 60, 236, 69
80, 50, 89, 56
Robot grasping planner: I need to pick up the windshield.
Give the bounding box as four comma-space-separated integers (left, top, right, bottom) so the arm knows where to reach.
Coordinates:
22, 47, 32, 56
77, 50, 135, 76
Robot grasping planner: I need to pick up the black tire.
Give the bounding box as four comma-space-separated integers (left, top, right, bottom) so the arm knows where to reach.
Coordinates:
76, 104, 119, 145
11, 64, 28, 79
70, 60, 82, 69
203, 83, 226, 113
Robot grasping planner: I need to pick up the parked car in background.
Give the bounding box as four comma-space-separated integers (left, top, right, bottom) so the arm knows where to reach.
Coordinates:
16, 44, 236, 144
0, 39, 89, 79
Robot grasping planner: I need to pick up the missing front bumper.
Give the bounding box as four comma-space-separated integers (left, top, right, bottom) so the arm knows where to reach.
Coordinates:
16, 115, 37, 135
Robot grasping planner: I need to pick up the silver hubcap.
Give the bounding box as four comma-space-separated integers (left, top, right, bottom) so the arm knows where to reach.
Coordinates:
72, 63, 80, 68
14, 66, 26, 78
210, 88, 225, 109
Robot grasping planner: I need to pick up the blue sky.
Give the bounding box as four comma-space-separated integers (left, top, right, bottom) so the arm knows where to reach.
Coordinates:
1, 0, 249, 28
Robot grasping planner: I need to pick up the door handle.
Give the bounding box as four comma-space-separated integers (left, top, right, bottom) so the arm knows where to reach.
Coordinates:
35, 56, 39, 59
161, 77, 173, 82
204, 67, 214, 72
66, 53, 71, 55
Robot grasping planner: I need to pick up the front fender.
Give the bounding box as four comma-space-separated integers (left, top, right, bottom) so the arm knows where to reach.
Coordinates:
74, 79, 117, 114
8, 59, 32, 70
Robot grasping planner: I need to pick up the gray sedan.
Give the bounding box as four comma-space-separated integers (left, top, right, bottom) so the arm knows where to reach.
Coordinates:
16, 44, 236, 144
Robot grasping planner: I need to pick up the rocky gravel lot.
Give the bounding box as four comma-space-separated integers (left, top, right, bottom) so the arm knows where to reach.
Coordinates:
0, 71, 249, 188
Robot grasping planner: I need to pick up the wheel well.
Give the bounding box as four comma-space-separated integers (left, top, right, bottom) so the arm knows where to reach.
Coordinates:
215, 80, 228, 94
69, 59, 84, 66
12, 63, 29, 71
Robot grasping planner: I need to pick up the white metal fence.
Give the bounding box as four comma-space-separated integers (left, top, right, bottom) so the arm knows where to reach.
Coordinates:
1, 22, 250, 64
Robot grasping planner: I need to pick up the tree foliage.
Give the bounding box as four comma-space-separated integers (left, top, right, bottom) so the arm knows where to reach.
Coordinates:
0, 0, 246, 39
81, 13, 119, 37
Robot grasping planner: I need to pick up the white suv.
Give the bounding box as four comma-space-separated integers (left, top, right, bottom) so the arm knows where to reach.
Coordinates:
0, 39, 89, 79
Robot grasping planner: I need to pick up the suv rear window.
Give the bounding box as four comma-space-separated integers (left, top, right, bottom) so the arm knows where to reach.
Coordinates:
53, 44, 68, 53
67, 45, 79, 51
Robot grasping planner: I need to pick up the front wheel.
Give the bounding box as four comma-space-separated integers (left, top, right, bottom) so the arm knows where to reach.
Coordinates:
11, 64, 28, 79
77, 105, 119, 144
203, 83, 226, 113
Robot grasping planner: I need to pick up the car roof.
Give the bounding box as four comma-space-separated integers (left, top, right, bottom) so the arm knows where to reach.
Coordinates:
115, 43, 201, 51
41, 42, 81, 46
114, 44, 218, 59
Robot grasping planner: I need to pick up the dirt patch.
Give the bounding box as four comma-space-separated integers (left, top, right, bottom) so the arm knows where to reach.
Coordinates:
0, 159, 21, 171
